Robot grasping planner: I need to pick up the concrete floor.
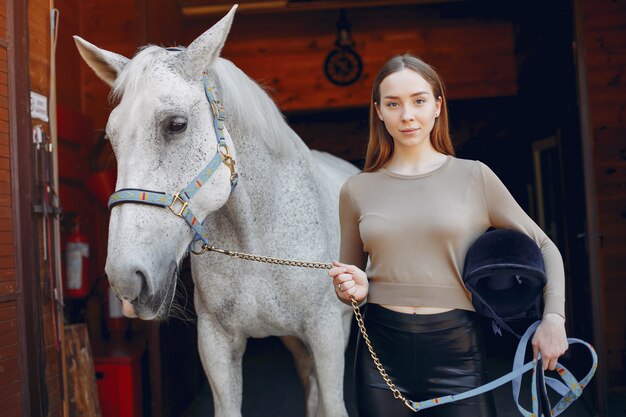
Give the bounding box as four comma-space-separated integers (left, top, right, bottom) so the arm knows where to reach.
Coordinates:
182, 321, 609, 417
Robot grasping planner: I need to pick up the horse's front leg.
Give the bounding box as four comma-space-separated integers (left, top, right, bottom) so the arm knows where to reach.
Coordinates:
305, 313, 350, 417
197, 311, 247, 417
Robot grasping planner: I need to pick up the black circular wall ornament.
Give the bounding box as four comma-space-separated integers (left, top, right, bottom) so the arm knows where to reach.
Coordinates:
324, 10, 363, 86
324, 48, 363, 86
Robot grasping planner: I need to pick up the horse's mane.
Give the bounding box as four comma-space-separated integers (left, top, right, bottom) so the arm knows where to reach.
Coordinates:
111, 45, 164, 103
110, 46, 310, 158
211, 58, 310, 158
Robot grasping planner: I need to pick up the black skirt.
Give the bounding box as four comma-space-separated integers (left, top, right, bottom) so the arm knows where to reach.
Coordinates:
355, 304, 497, 417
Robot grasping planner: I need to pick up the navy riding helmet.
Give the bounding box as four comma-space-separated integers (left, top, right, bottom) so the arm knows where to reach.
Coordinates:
463, 228, 547, 337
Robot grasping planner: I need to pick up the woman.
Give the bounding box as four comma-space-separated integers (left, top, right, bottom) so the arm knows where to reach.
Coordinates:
328, 54, 568, 417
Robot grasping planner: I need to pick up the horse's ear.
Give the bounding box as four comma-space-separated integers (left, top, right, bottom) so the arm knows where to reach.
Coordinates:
73, 36, 129, 86
183, 5, 237, 78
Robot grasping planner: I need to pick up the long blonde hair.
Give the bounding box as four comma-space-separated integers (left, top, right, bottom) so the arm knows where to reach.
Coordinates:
364, 54, 454, 172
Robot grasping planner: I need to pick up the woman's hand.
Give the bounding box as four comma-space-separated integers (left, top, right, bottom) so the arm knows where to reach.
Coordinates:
532, 313, 568, 371
328, 261, 369, 304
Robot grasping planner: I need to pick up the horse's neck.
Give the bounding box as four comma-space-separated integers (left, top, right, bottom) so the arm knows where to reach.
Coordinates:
208, 127, 288, 249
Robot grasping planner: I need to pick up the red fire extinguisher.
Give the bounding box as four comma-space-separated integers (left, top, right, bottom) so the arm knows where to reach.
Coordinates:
63, 221, 91, 298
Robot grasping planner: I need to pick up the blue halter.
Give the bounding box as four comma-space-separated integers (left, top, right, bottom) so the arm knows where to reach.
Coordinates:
107, 72, 238, 249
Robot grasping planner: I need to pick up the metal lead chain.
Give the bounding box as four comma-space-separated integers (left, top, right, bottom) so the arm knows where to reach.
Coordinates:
194, 242, 417, 412
197, 244, 334, 270
351, 298, 416, 412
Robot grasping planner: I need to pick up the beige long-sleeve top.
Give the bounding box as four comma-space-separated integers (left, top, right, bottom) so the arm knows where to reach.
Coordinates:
339, 155, 565, 317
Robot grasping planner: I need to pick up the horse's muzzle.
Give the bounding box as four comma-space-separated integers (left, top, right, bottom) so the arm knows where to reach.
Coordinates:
108, 260, 178, 321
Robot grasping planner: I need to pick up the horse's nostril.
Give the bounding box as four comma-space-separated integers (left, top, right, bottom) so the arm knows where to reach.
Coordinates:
134, 269, 151, 295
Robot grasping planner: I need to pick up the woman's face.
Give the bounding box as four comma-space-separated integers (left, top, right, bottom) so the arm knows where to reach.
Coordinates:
376, 68, 442, 151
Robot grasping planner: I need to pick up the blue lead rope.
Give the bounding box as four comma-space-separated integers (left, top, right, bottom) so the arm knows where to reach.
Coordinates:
405, 321, 597, 415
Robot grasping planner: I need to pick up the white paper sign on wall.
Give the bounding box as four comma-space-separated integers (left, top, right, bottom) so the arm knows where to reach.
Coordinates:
30, 92, 49, 122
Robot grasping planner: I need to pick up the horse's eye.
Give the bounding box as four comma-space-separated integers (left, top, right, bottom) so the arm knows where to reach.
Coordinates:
167, 117, 188, 134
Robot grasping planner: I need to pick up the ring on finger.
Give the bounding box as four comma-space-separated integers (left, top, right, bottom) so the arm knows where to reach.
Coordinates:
336, 283, 344, 291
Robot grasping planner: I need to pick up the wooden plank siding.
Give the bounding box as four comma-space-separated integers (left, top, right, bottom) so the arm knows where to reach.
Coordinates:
583, 0, 626, 385
79, 0, 140, 132
0, 0, 20, 413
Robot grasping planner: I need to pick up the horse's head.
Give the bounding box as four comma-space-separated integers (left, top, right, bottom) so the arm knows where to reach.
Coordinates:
74, 6, 238, 320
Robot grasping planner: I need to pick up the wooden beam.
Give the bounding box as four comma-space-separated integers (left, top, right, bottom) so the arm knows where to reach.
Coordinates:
181, 0, 466, 17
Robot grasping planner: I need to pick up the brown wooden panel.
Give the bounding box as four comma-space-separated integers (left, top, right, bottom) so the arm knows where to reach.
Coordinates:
595, 163, 626, 200
0, 322, 16, 349
0, 380, 19, 399
583, 0, 626, 31
0, 392, 22, 412
0, 181, 11, 195
0, 253, 15, 269
55, 0, 82, 112
0, 16, 6, 39
2, 404, 23, 417
0, 0, 7, 39
0, 216, 11, 231
0, 163, 9, 182
0, 268, 13, 280
44, 374, 62, 415
0, 231, 13, 246
65, 324, 101, 417
44, 344, 61, 379
28, 3, 50, 95
81, 0, 140, 52
0, 279, 16, 295
584, 0, 626, 389
0, 143, 8, 159
593, 126, 626, 165
586, 27, 626, 53
0, 243, 13, 257
143, 0, 183, 45
42, 309, 58, 348
0, 131, 8, 146
589, 95, 626, 128
0, 341, 17, 363
0, 206, 10, 219
0, 314, 15, 335
80, 79, 115, 133
0, 301, 16, 321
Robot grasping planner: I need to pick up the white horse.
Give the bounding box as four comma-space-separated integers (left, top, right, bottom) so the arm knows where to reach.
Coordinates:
74, 5, 358, 417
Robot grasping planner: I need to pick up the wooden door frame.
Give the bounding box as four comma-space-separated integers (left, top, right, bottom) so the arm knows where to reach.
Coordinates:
8, 0, 44, 414
573, 0, 608, 415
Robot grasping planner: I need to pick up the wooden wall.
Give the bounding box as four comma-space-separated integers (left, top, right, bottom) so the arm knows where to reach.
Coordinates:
583, 0, 626, 385
0, 0, 21, 412
183, 6, 517, 112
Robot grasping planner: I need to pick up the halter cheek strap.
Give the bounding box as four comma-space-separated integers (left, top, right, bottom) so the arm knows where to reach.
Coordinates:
108, 72, 238, 248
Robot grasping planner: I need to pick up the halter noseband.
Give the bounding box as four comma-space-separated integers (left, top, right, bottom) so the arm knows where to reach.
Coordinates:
107, 71, 238, 249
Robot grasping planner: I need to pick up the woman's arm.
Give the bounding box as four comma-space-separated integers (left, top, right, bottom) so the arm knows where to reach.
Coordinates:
479, 162, 565, 318
479, 162, 568, 370
330, 180, 369, 305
